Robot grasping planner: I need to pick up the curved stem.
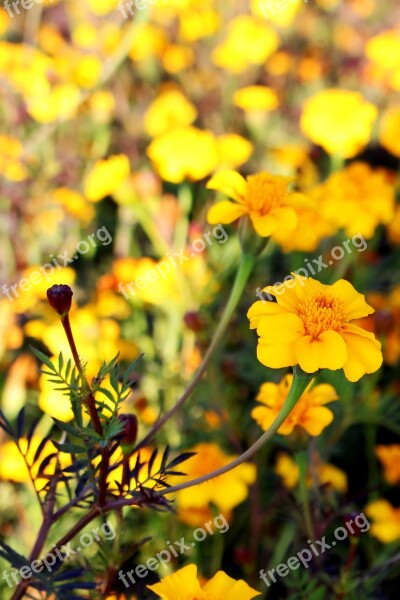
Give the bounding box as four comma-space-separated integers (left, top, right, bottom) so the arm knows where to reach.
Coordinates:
158, 369, 314, 496
135, 253, 255, 450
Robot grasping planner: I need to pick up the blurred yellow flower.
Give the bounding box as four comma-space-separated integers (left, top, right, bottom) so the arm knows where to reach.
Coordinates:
275, 453, 347, 493
179, 8, 220, 42
365, 500, 400, 543
88, 90, 115, 123
248, 277, 383, 382
173, 443, 256, 514
300, 89, 377, 158
86, 0, 119, 15
252, 0, 304, 28
207, 170, 306, 237
366, 30, 400, 89
320, 162, 395, 238
161, 44, 195, 73
144, 89, 197, 137
252, 374, 338, 436
129, 24, 167, 62
38, 370, 75, 421
148, 564, 260, 600
388, 205, 400, 245
212, 16, 279, 73
379, 105, 400, 157
84, 155, 130, 202
233, 86, 279, 112
375, 445, 400, 485
216, 134, 253, 169
72, 54, 102, 88
0, 135, 27, 181
27, 83, 81, 123
51, 188, 95, 225
147, 127, 218, 183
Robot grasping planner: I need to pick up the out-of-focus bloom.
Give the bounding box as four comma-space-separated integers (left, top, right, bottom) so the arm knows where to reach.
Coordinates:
275, 453, 347, 493
360, 288, 400, 366
388, 206, 400, 245
144, 89, 197, 137
252, 374, 338, 436
51, 188, 95, 225
27, 83, 81, 123
129, 24, 167, 62
248, 277, 383, 382
84, 155, 130, 202
216, 134, 253, 169
233, 86, 279, 112
87, 90, 115, 123
252, 0, 304, 28
0, 136, 27, 181
162, 44, 195, 73
300, 89, 377, 158
376, 445, 400, 485
365, 500, 400, 543
173, 443, 256, 515
0, 300, 24, 358
147, 127, 218, 183
319, 163, 395, 238
207, 170, 307, 237
148, 564, 260, 600
179, 8, 220, 42
379, 105, 400, 157
86, 0, 119, 15
366, 30, 400, 90
212, 16, 279, 73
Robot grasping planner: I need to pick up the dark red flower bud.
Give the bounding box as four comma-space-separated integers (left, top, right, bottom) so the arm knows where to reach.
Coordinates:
47, 285, 73, 317
184, 311, 204, 332
117, 414, 138, 448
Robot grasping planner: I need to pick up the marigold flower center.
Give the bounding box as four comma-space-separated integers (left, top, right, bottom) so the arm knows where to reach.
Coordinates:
297, 293, 346, 339
245, 173, 286, 214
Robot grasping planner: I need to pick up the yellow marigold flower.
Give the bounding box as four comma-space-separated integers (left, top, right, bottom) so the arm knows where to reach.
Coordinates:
0, 135, 27, 182
233, 86, 279, 112
129, 24, 167, 62
388, 205, 400, 245
148, 564, 260, 600
51, 188, 95, 225
251, 0, 304, 28
147, 127, 218, 183
179, 8, 220, 42
27, 83, 81, 123
365, 500, 400, 543
88, 90, 115, 123
275, 453, 347, 493
212, 15, 279, 74
72, 54, 102, 89
252, 374, 338, 436
375, 445, 400, 485
379, 104, 400, 157
173, 443, 256, 514
162, 44, 195, 73
248, 277, 383, 382
319, 162, 395, 238
366, 30, 400, 73
300, 89, 377, 158
144, 89, 197, 137
216, 134, 253, 169
0, 10, 10, 36
84, 155, 130, 202
206, 170, 306, 237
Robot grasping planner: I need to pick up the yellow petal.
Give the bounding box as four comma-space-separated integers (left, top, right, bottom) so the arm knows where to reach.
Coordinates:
257, 340, 297, 368
207, 200, 248, 224
269, 206, 298, 230
249, 212, 279, 236
147, 564, 202, 599
300, 406, 334, 436
256, 313, 305, 341
247, 300, 287, 329
206, 170, 247, 202
203, 571, 261, 599
331, 279, 375, 320
341, 324, 383, 382
308, 383, 339, 405
295, 330, 347, 373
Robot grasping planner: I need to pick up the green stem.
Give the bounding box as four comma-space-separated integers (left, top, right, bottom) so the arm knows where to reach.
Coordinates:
158, 368, 314, 496
135, 253, 255, 449
296, 449, 315, 541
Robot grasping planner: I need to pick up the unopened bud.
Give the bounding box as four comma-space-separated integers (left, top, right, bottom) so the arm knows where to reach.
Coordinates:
117, 414, 138, 455
47, 285, 73, 317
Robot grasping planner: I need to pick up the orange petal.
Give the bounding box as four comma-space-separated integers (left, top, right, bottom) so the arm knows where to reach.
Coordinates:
295, 330, 347, 373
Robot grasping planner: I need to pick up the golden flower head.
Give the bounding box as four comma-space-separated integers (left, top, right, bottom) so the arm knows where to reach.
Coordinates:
248, 277, 383, 382
207, 170, 308, 237
147, 564, 260, 600
275, 452, 347, 493
375, 445, 400, 485
365, 500, 400, 543
252, 374, 338, 437
300, 89, 377, 158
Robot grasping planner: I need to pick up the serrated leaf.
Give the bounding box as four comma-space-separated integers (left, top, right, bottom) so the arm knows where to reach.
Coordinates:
53, 442, 87, 454
31, 347, 56, 371
167, 452, 196, 470
52, 418, 77, 437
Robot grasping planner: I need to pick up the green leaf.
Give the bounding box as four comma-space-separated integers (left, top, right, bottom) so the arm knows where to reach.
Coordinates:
52, 418, 77, 437
53, 442, 87, 454
31, 347, 56, 372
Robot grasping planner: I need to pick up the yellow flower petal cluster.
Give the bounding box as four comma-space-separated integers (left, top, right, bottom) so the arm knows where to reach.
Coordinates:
366, 29, 400, 91
233, 86, 279, 112
275, 453, 347, 493
148, 564, 260, 600
365, 500, 400, 543
252, 374, 338, 437
248, 277, 383, 382
300, 89, 377, 158
319, 162, 395, 238
207, 170, 307, 237
212, 16, 279, 73
144, 89, 197, 137
379, 104, 400, 157
172, 443, 256, 515
0, 135, 27, 182
84, 155, 130, 202
375, 445, 400, 485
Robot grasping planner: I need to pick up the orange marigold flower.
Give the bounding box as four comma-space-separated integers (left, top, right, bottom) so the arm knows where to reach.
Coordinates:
252, 374, 338, 436
247, 277, 383, 382
148, 564, 260, 600
365, 500, 400, 543
375, 445, 400, 485
206, 170, 308, 237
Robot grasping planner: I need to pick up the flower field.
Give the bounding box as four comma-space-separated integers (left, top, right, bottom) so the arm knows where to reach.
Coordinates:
0, 1, 399, 599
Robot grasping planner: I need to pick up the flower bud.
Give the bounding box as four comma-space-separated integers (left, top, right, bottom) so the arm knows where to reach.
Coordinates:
117, 414, 138, 454
47, 285, 73, 317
